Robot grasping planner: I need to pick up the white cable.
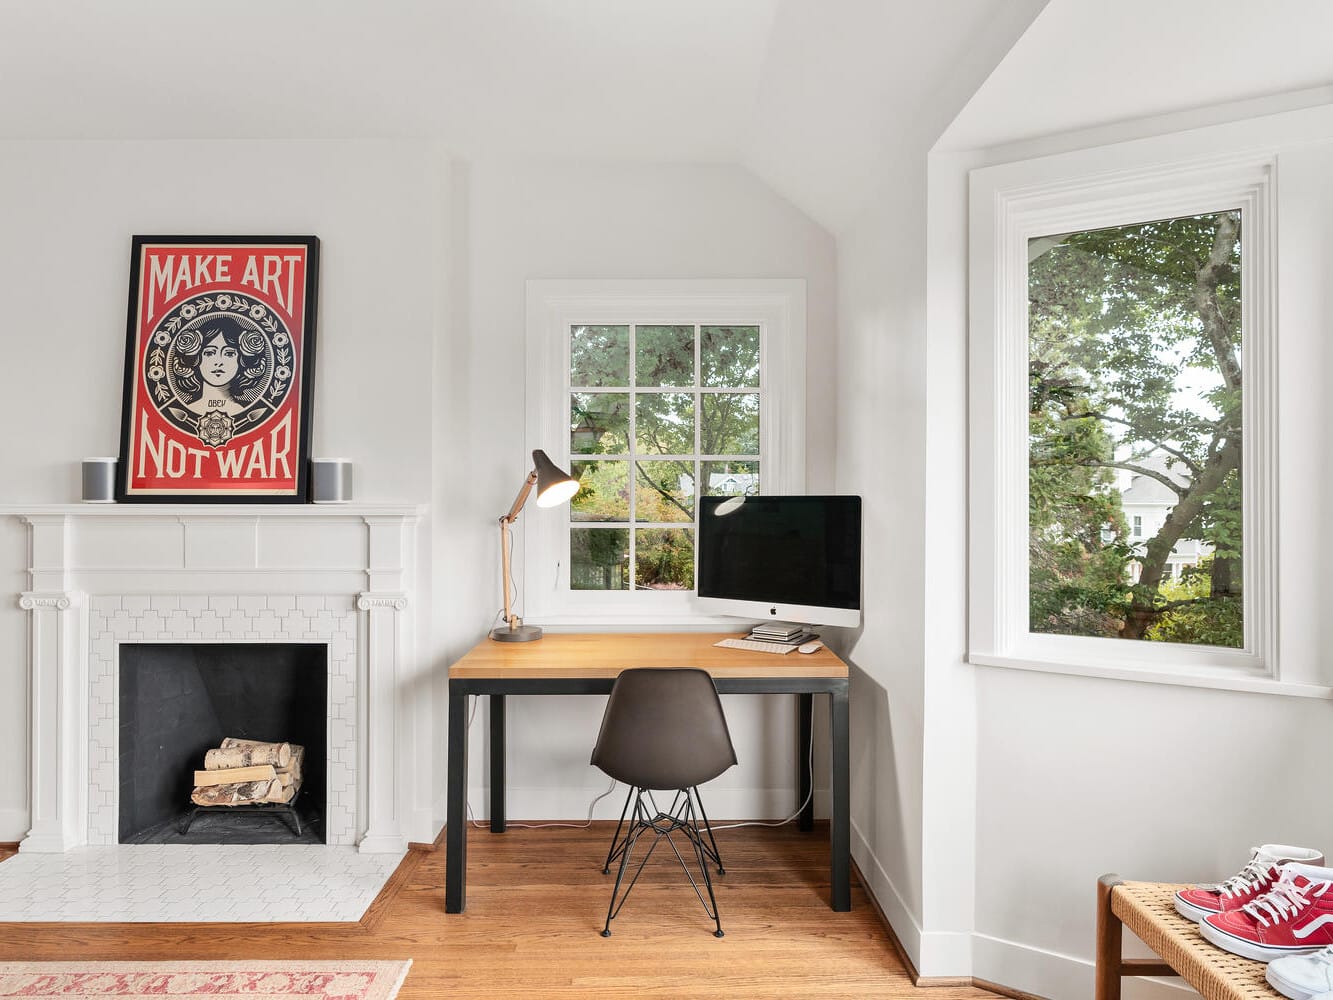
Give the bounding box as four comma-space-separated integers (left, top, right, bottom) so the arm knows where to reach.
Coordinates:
505, 775, 618, 830
707, 725, 817, 831
463, 694, 619, 830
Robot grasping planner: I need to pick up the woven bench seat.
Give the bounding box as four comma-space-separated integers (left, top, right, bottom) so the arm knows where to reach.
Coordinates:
1097, 876, 1281, 1000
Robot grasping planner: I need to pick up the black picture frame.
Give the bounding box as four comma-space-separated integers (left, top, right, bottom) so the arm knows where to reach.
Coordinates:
116, 235, 319, 503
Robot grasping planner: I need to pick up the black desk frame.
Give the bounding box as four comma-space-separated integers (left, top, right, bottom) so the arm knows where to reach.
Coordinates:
444, 675, 851, 913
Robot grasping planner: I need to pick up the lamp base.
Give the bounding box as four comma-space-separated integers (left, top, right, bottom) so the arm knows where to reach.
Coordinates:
490, 624, 543, 642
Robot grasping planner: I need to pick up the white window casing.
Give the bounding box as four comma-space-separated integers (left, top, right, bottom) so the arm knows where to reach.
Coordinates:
523, 278, 806, 628
967, 145, 1301, 694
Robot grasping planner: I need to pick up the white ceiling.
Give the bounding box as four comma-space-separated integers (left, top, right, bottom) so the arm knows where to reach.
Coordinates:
3, 1, 1326, 231
0, 0, 1042, 231
0, 0, 776, 158
942, 0, 1333, 152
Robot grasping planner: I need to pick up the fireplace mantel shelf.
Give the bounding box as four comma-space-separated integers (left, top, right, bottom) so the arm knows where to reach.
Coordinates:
0, 503, 424, 520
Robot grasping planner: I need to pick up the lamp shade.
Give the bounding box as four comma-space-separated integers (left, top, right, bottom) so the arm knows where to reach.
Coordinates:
532, 449, 580, 508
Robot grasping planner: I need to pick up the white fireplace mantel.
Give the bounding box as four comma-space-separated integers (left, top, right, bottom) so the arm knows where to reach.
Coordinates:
3, 503, 423, 855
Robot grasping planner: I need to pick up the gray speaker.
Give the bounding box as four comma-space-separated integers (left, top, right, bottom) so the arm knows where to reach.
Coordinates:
311, 458, 352, 503
81, 457, 117, 503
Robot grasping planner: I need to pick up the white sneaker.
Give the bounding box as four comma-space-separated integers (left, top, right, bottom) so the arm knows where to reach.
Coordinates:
1268, 945, 1333, 999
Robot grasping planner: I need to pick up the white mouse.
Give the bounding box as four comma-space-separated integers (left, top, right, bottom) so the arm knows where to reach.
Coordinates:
797, 641, 823, 654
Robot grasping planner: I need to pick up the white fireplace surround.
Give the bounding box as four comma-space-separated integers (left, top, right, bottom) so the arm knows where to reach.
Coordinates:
4, 504, 422, 854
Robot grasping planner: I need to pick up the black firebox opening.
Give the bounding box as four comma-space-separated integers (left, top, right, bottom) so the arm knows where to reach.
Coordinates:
118, 643, 327, 844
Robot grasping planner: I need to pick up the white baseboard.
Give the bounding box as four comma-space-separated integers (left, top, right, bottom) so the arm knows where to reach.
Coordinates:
401, 807, 434, 846
849, 823, 973, 977
851, 818, 925, 966
851, 824, 1191, 997
920, 930, 974, 978
973, 932, 1192, 1000
357, 834, 409, 855
0, 808, 28, 843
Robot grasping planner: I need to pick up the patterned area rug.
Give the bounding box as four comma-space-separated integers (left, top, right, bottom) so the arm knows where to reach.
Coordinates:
0, 960, 411, 999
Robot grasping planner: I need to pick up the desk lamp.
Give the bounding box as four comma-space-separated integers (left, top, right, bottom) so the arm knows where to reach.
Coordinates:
491, 449, 580, 642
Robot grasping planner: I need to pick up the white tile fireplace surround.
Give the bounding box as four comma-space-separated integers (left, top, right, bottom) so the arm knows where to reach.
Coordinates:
2, 504, 423, 857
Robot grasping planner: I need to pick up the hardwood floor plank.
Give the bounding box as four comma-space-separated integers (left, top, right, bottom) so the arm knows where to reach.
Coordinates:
0, 824, 1000, 1000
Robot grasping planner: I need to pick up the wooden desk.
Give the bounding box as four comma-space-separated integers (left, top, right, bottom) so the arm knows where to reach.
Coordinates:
444, 632, 852, 914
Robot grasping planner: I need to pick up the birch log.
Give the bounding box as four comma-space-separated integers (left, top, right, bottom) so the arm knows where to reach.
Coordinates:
205, 741, 292, 770
193, 764, 278, 787
191, 778, 281, 807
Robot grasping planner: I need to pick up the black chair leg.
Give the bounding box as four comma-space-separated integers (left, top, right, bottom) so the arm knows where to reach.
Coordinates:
602, 785, 635, 875
601, 791, 659, 936
690, 785, 725, 874
685, 793, 724, 938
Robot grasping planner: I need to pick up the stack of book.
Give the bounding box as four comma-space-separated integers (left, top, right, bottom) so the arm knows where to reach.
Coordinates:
748, 622, 819, 645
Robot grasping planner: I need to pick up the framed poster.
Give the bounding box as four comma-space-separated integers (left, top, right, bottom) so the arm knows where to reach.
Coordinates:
117, 235, 319, 502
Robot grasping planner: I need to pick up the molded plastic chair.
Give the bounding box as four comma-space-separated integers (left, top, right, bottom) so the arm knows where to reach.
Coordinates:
590, 667, 738, 937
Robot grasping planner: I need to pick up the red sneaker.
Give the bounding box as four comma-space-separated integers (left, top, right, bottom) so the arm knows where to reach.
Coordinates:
1200, 864, 1333, 962
1176, 846, 1327, 923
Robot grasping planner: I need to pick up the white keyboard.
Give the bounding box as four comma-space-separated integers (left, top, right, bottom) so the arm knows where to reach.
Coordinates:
713, 637, 798, 654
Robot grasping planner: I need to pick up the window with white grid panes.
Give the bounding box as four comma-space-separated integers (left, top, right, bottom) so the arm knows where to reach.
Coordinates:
568, 323, 761, 591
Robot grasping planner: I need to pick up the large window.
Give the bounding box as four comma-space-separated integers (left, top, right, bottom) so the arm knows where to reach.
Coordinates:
1027, 211, 1243, 648
524, 280, 805, 625
969, 152, 1277, 685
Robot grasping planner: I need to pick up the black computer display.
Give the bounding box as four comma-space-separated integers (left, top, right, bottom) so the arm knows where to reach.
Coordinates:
695, 495, 862, 622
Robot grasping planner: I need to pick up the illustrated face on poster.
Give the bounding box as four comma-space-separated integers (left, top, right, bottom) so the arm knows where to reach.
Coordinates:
118, 237, 319, 501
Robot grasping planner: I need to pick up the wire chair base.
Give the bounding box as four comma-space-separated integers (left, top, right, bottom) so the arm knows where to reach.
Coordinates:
600, 786, 724, 938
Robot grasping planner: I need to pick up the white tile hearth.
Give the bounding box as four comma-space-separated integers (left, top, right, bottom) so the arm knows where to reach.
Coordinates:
0, 846, 405, 923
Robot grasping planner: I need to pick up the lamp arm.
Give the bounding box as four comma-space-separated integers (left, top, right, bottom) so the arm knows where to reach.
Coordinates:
499, 516, 517, 630
502, 469, 539, 524
497, 467, 538, 632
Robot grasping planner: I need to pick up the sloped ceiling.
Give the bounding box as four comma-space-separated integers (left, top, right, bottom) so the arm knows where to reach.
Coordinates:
942, 0, 1333, 152
0, 0, 1045, 233
740, 0, 1049, 231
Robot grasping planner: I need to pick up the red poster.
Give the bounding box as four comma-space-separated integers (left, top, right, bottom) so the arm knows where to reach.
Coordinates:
117, 236, 319, 501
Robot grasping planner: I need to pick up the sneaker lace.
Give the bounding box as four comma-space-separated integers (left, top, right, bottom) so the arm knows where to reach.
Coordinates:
1218, 857, 1277, 899
1242, 876, 1327, 928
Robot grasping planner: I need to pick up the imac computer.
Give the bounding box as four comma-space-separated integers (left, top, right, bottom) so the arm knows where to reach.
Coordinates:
694, 495, 862, 628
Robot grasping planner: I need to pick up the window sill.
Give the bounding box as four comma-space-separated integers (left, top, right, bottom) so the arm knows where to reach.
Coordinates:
968, 652, 1333, 699
524, 612, 754, 633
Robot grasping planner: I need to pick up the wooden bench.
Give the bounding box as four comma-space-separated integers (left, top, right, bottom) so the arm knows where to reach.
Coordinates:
1097, 874, 1281, 1000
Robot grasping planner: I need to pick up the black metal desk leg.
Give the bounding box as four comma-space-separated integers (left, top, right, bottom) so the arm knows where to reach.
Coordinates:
445, 689, 470, 913
830, 684, 851, 911
797, 693, 814, 831
490, 694, 506, 833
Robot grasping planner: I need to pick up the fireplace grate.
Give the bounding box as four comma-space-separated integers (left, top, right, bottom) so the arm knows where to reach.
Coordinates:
179, 788, 306, 838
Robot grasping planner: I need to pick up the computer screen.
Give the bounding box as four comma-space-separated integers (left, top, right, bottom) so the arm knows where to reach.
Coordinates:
695, 495, 862, 627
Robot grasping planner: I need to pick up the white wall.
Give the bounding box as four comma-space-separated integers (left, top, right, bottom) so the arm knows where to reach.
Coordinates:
945, 105, 1333, 999
835, 151, 929, 944
834, 151, 980, 976
0, 141, 839, 842
439, 158, 839, 823
0, 138, 441, 841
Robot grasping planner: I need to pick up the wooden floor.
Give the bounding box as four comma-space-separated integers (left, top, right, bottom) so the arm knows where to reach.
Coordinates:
0, 825, 995, 999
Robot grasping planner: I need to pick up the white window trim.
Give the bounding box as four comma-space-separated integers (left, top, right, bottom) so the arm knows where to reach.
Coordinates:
522, 278, 806, 628
968, 149, 1284, 690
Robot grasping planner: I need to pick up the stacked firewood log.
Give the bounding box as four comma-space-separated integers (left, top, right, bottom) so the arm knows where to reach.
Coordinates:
190, 737, 304, 807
